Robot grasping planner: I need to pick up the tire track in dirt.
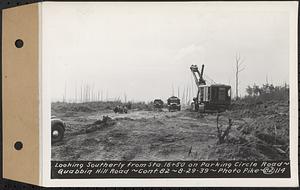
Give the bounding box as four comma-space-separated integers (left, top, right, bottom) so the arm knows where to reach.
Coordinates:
52, 110, 219, 161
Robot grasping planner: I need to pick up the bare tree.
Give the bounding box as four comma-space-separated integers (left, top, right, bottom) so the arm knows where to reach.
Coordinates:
235, 53, 245, 99
63, 82, 67, 102
216, 114, 233, 144
172, 84, 174, 96
80, 84, 83, 102
182, 86, 185, 105
124, 92, 127, 103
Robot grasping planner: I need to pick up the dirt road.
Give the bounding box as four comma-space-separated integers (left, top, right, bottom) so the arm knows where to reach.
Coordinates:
52, 109, 225, 161
52, 101, 289, 161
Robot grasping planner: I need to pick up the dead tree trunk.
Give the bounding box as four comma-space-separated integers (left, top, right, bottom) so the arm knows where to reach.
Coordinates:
216, 115, 233, 144
235, 53, 245, 99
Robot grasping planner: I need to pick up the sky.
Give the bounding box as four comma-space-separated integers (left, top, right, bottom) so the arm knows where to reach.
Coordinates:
42, 2, 293, 103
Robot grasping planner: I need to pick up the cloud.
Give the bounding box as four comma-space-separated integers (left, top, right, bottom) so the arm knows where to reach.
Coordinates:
174, 44, 205, 65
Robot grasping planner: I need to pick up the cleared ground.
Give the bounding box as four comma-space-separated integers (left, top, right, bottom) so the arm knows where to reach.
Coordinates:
51, 101, 289, 161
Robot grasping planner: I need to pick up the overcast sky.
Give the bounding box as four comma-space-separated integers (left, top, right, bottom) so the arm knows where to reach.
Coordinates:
43, 2, 293, 103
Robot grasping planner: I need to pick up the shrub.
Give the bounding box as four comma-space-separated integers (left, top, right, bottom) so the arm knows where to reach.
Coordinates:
244, 83, 289, 102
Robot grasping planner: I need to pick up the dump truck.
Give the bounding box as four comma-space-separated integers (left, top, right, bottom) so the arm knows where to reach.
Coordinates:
167, 96, 181, 112
190, 64, 231, 112
153, 99, 164, 111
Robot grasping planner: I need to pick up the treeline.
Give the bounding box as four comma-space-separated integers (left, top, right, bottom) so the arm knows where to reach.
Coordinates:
244, 83, 289, 101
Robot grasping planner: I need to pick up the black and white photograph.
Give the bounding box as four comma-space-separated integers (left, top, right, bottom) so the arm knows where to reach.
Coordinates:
43, 1, 298, 185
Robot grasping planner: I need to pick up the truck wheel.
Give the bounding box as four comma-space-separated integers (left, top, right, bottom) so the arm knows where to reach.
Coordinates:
195, 103, 199, 112
52, 124, 64, 143
198, 104, 205, 113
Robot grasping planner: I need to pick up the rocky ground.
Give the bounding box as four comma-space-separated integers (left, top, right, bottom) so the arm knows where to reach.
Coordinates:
51, 100, 289, 161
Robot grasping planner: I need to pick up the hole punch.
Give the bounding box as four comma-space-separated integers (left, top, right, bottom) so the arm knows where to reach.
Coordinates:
14, 141, 23, 150
15, 39, 24, 48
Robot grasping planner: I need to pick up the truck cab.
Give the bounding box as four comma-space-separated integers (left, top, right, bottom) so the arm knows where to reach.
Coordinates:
153, 99, 164, 110
196, 84, 231, 112
167, 96, 181, 112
